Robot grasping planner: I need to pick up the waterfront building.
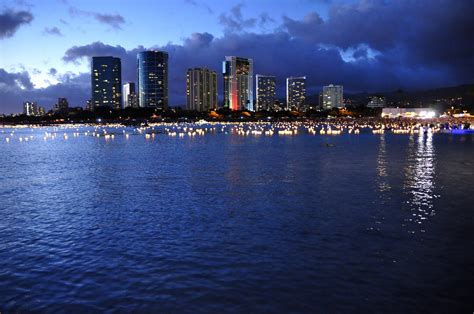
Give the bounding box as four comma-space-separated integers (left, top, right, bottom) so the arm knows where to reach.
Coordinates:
367, 95, 386, 108
286, 76, 306, 110
223, 56, 253, 111
23, 101, 38, 116
123, 82, 138, 108
91, 56, 122, 110
256, 75, 276, 111
186, 68, 218, 112
322, 84, 343, 109
137, 50, 168, 109
381, 108, 437, 118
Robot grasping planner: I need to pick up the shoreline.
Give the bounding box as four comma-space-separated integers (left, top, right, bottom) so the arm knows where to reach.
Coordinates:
1, 117, 472, 137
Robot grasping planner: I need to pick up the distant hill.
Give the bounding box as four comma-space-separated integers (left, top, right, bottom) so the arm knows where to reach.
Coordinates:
307, 84, 474, 109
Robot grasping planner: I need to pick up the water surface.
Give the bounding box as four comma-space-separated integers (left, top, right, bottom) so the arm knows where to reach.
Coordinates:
0, 126, 473, 312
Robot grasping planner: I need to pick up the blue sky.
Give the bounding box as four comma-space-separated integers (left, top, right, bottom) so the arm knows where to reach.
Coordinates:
0, 0, 473, 113
1, 0, 331, 88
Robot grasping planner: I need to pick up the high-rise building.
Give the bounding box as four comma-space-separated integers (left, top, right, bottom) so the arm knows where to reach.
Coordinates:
186, 68, 217, 112
128, 93, 138, 108
123, 82, 137, 108
137, 50, 168, 109
255, 75, 276, 111
91, 56, 122, 110
86, 99, 93, 111
223, 56, 253, 111
23, 101, 38, 116
286, 76, 306, 110
367, 95, 386, 108
322, 84, 343, 109
56, 97, 69, 111
38, 106, 46, 116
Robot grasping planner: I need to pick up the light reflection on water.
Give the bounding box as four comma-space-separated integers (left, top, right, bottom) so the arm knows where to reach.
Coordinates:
377, 134, 391, 193
404, 130, 438, 233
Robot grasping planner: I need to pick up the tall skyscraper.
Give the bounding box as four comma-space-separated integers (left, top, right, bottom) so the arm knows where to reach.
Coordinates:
23, 101, 38, 116
322, 84, 343, 109
123, 82, 137, 108
255, 75, 276, 111
91, 56, 122, 110
223, 56, 253, 111
286, 76, 306, 110
137, 50, 168, 109
186, 68, 217, 112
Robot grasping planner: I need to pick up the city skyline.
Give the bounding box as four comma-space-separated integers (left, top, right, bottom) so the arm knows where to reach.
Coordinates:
1, 0, 473, 114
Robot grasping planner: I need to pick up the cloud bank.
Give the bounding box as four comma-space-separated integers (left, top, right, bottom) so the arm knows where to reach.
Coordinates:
0, 9, 33, 39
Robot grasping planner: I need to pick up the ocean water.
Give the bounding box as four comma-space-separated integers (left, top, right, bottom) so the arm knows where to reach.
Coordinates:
0, 126, 473, 312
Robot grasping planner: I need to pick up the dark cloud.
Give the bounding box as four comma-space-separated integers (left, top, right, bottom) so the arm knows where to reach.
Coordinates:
43, 26, 63, 36
68, 6, 126, 30
49, 68, 58, 76
184, 32, 214, 48
0, 68, 34, 90
0, 69, 89, 113
93, 13, 125, 30
0, 9, 33, 39
282, 0, 474, 70
219, 3, 257, 33
258, 12, 275, 28
63, 41, 129, 63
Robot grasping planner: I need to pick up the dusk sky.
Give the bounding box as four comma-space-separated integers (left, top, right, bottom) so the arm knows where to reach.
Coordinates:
0, 0, 473, 113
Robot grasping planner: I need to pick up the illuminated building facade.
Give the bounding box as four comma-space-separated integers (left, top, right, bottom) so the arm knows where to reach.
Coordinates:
322, 84, 343, 109
23, 101, 38, 116
286, 76, 306, 110
256, 75, 276, 111
186, 68, 217, 112
223, 56, 253, 111
123, 82, 138, 108
91, 56, 122, 110
137, 51, 168, 109
381, 108, 437, 118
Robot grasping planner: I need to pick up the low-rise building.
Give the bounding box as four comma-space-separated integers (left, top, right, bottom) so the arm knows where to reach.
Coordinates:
381, 108, 437, 118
